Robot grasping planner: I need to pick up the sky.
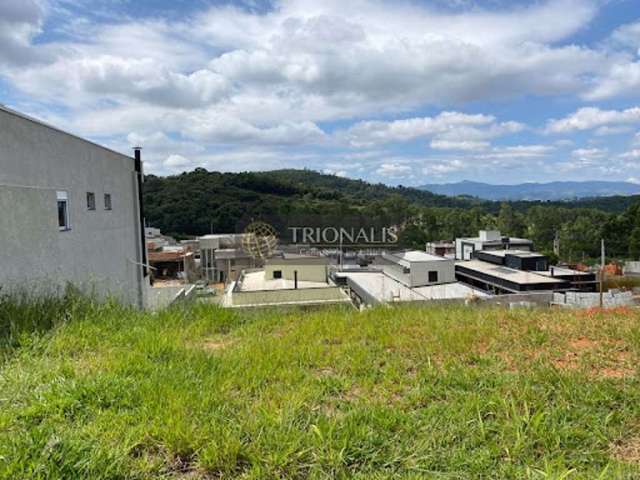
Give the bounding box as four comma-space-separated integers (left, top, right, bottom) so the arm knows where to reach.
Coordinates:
1, 0, 639, 186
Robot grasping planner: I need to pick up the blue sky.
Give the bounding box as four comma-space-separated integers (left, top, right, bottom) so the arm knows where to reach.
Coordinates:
1, 0, 639, 186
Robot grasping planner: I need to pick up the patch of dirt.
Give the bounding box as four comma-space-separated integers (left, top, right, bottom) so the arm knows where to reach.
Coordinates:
198, 337, 235, 352
314, 366, 336, 377
612, 436, 640, 463
343, 384, 364, 402
552, 336, 635, 379
568, 337, 597, 351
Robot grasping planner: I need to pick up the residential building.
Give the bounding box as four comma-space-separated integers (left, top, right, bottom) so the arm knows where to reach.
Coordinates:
474, 250, 549, 271
454, 249, 597, 294
455, 260, 570, 294
148, 249, 197, 283
455, 230, 534, 260
335, 270, 488, 307
229, 255, 347, 307
0, 105, 147, 306
199, 233, 256, 283
374, 250, 456, 287
264, 253, 329, 284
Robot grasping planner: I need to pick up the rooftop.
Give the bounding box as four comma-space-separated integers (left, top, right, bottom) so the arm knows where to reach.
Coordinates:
199, 233, 246, 240
460, 236, 533, 244
238, 270, 331, 292
537, 267, 596, 278
0, 104, 131, 160
456, 260, 563, 285
478, 249, 545, 258
386, 250, 449, 263
148, 251, 192, 262
343, 271, 487, 303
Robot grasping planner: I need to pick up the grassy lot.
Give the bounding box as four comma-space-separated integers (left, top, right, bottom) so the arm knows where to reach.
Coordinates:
2, 298, 640, 479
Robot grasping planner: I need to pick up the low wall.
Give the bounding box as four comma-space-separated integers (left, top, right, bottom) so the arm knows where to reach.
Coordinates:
231, 286, 347, 306
552, 290, 637, 308
145, 284, 196, 310
623, 262, 640, 276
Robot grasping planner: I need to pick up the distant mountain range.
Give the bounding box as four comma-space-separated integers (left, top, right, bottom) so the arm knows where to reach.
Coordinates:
419, 180, 640, 201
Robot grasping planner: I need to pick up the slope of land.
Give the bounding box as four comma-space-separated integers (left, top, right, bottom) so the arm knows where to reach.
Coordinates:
420, 180, 640, 201
2, 298, 640, 478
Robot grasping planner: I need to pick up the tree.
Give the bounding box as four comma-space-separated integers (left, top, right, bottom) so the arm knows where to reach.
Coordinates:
629, 226, 640, 259
497, 203, 526, 237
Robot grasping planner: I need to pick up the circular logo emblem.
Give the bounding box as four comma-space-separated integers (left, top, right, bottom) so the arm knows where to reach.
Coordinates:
242, 221, 278, 259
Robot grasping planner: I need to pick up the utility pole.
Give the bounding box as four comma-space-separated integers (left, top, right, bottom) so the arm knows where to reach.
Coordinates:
553, 231, 560, 257
599, 239, 605, 308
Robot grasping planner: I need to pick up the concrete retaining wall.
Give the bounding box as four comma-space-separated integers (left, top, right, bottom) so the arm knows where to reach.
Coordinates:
145, 284, 196, 310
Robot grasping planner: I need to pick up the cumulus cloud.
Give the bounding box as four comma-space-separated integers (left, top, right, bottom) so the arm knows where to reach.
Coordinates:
546, 107, 640, 133
0, 0, 619, 124
609, 21, 640, 52
471, 145, 555, 163
164, 154, 191, 168
1, 0, 639, 183
0, 0, 49, 66
571, 147, 608, 165
430, 140, 490, 151
620, 149, 640, 160
341, 112, 523, 148
584, 62, 640, 101
376, 162, 412, 178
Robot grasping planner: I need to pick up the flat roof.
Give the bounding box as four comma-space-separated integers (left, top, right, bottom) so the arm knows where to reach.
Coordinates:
238, 270, 331, 291
387, 250, 449, 263
537, 267, 595, 278
456, 260, 561, 285
0, 104, 132, 160
266, 254, 328, 265
458, 236, 533, 244
344, 272, 426, 302
199, 233, 246, 239
344, 271, 488, 302
478, 249, 545, 258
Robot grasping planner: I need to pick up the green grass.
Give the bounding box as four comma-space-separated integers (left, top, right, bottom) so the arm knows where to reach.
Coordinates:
2, 300, 640, 479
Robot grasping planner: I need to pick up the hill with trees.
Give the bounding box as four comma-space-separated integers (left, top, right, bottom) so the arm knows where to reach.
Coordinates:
143, 168, 640, 261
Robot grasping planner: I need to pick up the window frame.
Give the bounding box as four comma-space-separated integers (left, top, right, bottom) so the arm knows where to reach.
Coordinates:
104, 193, 112, 211
273, 270, 283, 279
428, 270, 438, 283
57, 191, 71, 231
86, 191, 96, 211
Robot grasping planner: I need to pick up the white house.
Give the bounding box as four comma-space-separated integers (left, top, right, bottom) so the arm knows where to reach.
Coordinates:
374, 250, 456, 287
455, 230, 534, 260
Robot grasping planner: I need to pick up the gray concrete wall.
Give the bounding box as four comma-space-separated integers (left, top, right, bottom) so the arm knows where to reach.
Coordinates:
0, 107, 145, 306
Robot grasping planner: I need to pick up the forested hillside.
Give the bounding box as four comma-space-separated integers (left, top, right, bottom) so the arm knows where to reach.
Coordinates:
143, 168, 640, 261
